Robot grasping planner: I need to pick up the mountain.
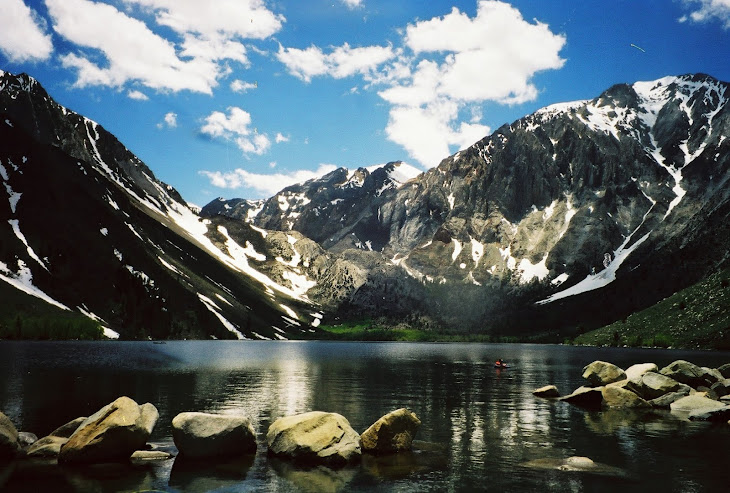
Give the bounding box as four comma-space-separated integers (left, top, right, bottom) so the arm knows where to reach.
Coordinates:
206, 74, 730, 337
0, 70, 323, 340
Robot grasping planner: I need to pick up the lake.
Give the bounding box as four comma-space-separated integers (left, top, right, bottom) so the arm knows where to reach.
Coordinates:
1, 341, 729, 492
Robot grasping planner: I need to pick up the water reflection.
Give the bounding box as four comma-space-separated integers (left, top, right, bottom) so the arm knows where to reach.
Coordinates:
1, 341, 729, 492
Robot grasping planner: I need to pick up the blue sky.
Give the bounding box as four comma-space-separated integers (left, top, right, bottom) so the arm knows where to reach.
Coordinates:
1, 0, 730, 207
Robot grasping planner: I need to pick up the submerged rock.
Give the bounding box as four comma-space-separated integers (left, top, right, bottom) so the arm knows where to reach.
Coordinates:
266, 411, 361, 467
522, 455, 630, 478
59, 396, 158, 464
361, 408, 421, 454
533, 385, 560, 398
582, 361, 626, 387
172, 412, 257, 459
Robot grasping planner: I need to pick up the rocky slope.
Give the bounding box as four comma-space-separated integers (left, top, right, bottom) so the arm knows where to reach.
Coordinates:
207, 74, 730, 335
0, 71, 322, 340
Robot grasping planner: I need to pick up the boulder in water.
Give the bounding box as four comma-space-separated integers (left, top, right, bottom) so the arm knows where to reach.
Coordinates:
361, 408, 421, 454
582, 361, 626, 386
172, 412, 257, 459
266, 411, 361, 467
59, 397, 158, 464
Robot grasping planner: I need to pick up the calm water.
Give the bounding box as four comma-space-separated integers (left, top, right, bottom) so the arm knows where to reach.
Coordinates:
1, 341, 729, 492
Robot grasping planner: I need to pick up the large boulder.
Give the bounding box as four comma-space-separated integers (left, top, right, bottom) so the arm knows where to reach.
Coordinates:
718, 363, 730, 379
601, 386, 650, 409
648, 389, 691, 409
50, 417, 86, 439
582, 361, 626, 387
710, 379, 730, 398
266, 411, 361, 467
361, 409, 421, 454
636, 372, 688, 400
172, 412, 257, 458
624, 363, 658, 382
0, 412, 21, 459
660, 360, 713, 388
559, 387, 604, 409
669, 394, 726, 415
26, 436, 68, 458
533, 385, 560, 398
59, 397, 158, 464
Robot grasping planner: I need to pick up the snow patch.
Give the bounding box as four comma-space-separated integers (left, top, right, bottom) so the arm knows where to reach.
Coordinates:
8, 219, 48, 271
198, 293, 244, 339
0, 260, 69, 311
517, 255, 549, 284
451, 239, 462, 262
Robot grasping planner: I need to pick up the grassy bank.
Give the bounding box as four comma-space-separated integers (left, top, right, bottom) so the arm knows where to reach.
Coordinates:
316, 321, 524, 343
572, 268, 730, 350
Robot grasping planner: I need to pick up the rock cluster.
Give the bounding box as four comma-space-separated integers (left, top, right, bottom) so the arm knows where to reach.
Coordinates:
1, 400, 421, 473
534, 359, 730, 422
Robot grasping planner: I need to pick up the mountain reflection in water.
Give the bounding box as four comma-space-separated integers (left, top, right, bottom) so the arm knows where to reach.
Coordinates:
1, 341, 729, 492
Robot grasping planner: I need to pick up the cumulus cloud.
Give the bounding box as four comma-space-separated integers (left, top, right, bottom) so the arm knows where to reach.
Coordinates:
200, 163, 338, 196
276, 1, 565, 168
44, 0, 283, 94
276, 42, 395, 83
341, 0, 363, 9
127, 89, 149, 100
375, 1, 565, 166
200, 106, 271, 156
231, 79, 258, 93
0, 0, 53, 63
157, 111, 177, 129
679, 0, 730, 28
275, 133, 290, 143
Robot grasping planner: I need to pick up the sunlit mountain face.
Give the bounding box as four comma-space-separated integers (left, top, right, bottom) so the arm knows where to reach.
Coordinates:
2, 70, 729, 339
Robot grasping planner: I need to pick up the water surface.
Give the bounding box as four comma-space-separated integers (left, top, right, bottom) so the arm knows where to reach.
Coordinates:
0, 341, 728, 492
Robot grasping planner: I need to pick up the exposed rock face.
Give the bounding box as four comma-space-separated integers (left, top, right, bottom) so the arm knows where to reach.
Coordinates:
58, 397, 158, 464
582, 361, 626, 386
0, 412, 21, 459
660, 360, 715, 388
172, 412, 257, 458
360, 409, 421, 454
533, 385, 561, 398
636, 372, 688, 400
266, 411, 361, 467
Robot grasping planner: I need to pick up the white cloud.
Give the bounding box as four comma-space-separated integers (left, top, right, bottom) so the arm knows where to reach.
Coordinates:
0, 0, 53, 63
275, 1, 565, 169
127, 89, 149, 100
200, 106, 271, 155
158, 111, 177, 128
45, 0, 283, 94
380, 0, 565, 167
276, 42, 395, 82
385, 100, 489, 167
680, 0, 730, 28
123, 0, 284, 40
341, 0, 363, 9
200, 163, 338, 196
231, 79, 258, 93
275, 132, 289, 143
